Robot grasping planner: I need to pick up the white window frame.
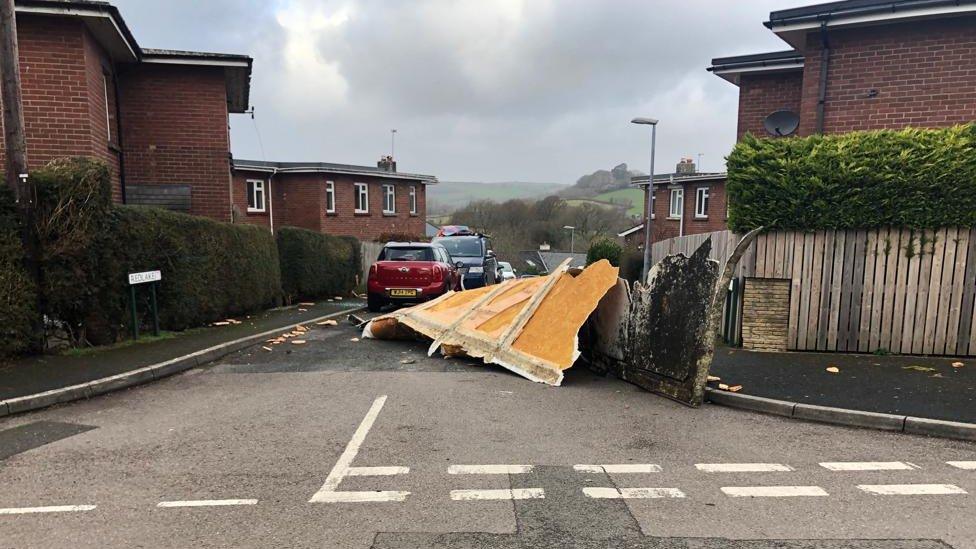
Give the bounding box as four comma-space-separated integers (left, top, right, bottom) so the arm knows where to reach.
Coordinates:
695, 187, 709, 219
649, 187, 656, 220
409, 185, 417, 215
325, 180, 336, 213
103, 73, 112, 142
669, 188, 683, 219
383, 184, 396, 214
247, 179, 266, 213
355, 182, 369, 213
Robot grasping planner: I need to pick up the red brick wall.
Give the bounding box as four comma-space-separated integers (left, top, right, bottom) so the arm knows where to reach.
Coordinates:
232, 169, 428, 240
0, 15, 93, 172
798, 16, 976, 136
737, 71, 803, 140
634, 180, 728, 245
82, 28, 122, 200
119, 64, 232, 220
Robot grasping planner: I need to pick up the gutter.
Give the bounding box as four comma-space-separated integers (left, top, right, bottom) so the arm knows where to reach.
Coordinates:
112, 70, 127, 204
815, 21, 831, 134
765, 0, 974, 28
268, 167, 276, 234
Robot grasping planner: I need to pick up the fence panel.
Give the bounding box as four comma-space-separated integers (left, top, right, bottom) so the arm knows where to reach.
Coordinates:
651, 227, 976, 357
360, 241, 384, 285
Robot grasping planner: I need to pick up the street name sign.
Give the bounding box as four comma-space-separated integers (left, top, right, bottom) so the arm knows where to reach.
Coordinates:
128, 270, 161, 285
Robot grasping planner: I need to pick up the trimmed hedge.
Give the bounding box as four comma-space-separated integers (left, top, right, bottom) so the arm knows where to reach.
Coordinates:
0, 184, 37, 356
29, 157, 282, 345
277, 226, 358, 303
727, 124, 976, 232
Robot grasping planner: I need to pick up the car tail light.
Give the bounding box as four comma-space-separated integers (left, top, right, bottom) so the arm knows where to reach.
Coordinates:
369, 264, 377, 278
432, 266, 443, 282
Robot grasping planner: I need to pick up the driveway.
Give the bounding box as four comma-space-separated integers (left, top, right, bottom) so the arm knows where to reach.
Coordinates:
1, 316, 974, 548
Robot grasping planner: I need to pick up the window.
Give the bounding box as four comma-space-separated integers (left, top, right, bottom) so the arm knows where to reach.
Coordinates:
247, 179, 266, 212
669, 188, 683, 218
326, 181, 335, 213
409, 186, 417, 215
355, 183, 369, 213
383, 184, 396, 214
379, 246, 433, 262
695, 187, 709, 218
648, 188, 656, 220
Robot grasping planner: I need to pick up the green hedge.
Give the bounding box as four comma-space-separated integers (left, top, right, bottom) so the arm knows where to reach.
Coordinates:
726, 124, 976, 232
277, 226, 358, 303
29, 158, 282, 345
586, 238, 622, 267
0, 184, 37, 356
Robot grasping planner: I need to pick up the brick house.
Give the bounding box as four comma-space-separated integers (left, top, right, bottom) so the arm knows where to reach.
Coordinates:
620, 160, 727, 247
232, 158, 436, 240
0, 0, 252, 220
708, 0, 976, 139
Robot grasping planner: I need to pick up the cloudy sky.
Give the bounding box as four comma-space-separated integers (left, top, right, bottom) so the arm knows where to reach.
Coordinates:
113, 0, 804, 184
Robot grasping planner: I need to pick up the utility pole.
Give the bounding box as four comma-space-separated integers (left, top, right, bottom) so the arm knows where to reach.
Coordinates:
0, 0, 29, 195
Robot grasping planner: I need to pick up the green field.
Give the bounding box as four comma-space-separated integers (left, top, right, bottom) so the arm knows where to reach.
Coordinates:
593, 188, 645, 217
428, 180, 567, 212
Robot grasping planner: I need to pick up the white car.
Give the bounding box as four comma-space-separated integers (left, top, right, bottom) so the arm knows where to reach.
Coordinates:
497, 261, 517, 282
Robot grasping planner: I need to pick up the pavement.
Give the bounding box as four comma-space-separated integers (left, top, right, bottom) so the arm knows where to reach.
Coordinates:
1, 314, 975, 548
711, 345, 976, 424
0, 299, 363, 402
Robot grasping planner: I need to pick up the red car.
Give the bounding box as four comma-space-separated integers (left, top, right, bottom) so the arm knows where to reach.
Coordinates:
366, 242, 461, 312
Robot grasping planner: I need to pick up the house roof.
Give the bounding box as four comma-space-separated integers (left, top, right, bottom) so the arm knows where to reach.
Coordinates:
618, 224, 644, 238
539, 251, 587, 271
14, 0, 253, 112
631, 172, 727, 187
765, 0, 976, 49
233, 159, 438, 184
707, 50, 804, 85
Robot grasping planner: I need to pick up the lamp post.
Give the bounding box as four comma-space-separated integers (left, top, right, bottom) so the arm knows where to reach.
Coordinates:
631, 117, 658, 282
563, 225, 576, 254
391, 128, 397, 158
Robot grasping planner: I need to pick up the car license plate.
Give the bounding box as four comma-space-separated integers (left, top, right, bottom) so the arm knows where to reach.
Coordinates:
389, 288, 418, 298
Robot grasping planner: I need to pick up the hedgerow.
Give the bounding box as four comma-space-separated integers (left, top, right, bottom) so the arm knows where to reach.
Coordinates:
0, 184, 37, 356
726, 124, 976, 231
277, 226, 358, 303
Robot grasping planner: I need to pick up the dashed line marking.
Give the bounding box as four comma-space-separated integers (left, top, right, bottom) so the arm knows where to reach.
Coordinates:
309, 395, 410, 503
947, 461, 976, 470
450, 488, 545, 501
721, 486, 828, 497
574, 464, 662, 474
582, 487, 685, 499
156, 499, 257, 508
857, 484, 967, 496
0, 505, 96, 515
820, 461, 920, 471
448, 464, 533, 475
696, 463, 794, 473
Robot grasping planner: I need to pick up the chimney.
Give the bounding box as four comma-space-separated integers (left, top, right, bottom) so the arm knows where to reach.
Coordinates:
676, 157, 696, 175
377, 155, 397, 172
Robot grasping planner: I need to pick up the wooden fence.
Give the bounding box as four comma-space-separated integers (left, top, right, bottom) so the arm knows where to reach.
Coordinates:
360, 241, 384, 285
653, 227, 976, 356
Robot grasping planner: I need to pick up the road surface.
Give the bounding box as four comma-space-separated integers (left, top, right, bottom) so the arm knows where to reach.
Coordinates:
1, 317, 974, 548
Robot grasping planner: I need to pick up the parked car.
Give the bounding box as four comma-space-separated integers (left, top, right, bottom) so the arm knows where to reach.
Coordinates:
497, 261, 517, 281
366, 242, 461, 312
432, 232, 498, 289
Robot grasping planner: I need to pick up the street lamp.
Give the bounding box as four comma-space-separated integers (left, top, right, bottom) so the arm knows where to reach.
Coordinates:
563, 225, 576, 254
631, 117, 658, 282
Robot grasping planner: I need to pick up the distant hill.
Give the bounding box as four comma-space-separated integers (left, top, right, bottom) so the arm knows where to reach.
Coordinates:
559, 163, 643, 199
427, 180, 567, 214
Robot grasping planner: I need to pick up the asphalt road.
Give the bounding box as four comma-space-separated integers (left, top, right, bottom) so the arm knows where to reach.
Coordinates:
1, 316, 975, 548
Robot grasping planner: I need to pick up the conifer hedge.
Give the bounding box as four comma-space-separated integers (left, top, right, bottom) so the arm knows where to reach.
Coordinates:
0, 185, 36, 356
726, 124, 976, 232
277, 226, 359, 304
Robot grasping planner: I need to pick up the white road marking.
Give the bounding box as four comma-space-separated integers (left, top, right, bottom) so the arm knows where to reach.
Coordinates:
156, 499, 257, 508
820, 461, 920, 471
0, 505, 96, 515
721, 486, 828, 497
857, 484, 967, 496
448, 464, 533, 475
947, 461, 976, 470
582, 487, 685, 499
309, 395, 410, 503
574, 464, 662, 474
696, 463, 794, 473
346, 466, 410, 476
450, 488, 545, 501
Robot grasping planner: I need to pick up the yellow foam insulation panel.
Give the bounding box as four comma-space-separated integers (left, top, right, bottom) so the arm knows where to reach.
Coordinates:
362, 259, 619, 385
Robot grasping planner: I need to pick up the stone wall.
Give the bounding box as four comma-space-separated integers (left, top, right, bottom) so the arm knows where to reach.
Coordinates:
741, 277, 790, 352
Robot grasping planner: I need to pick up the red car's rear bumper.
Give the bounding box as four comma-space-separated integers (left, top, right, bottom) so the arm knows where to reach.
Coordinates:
367, 279, 447, 301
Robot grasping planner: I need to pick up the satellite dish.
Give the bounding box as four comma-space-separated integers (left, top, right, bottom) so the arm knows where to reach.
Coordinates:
763, 110, 800, 137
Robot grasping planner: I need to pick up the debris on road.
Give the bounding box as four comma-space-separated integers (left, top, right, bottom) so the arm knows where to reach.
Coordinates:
299, 302, 315, 306
903, 365, 937, 372
400, 358, 416, 364
291, 340, 307, 345
727, 385, 743, 392
364, 259, 618, 386
952, 361, 964, 369
298, 308, 308, 312
316, 319, 338, 327
262, 346, 273, 352
347, 314, 367, 327
707, 375, 721, 382
350, 337, 360, 342
213, 321, 231, 326
826, 366, 840, 373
